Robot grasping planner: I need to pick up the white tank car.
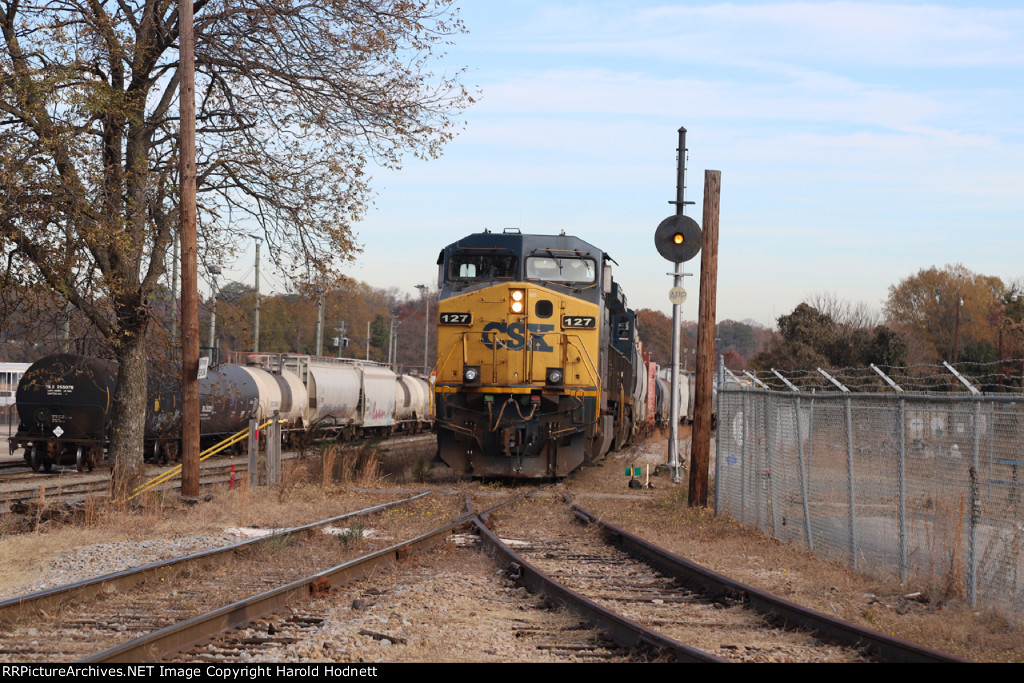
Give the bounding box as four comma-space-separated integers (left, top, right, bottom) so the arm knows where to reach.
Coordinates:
282, 355, 361, 428
237, 361, 306, 424
280, 355, 397, 435
395, 375, 430, 432
656, 367, 693, 424
360, 365, 397, 429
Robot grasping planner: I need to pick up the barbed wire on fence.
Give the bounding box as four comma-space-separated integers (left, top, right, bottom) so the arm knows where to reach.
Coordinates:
729, 358, 1024, 394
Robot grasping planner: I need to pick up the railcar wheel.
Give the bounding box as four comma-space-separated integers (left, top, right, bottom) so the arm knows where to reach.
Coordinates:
29, 444, 41, 472
76, 446, 84, 472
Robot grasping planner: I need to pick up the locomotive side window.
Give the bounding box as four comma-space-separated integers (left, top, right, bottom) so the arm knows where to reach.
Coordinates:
525, 256, 596, 284
448, 252, 518, 281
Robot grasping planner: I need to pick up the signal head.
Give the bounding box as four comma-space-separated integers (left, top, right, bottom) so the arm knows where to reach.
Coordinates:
655, 215, 702, 263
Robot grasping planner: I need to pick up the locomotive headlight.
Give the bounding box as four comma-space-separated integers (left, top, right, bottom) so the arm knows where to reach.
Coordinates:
463, 365, 481, 386
510, 289, 525, 314
545, 367, 564, 386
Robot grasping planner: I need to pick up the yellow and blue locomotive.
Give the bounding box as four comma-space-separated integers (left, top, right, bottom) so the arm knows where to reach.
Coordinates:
432, 229, 645, 478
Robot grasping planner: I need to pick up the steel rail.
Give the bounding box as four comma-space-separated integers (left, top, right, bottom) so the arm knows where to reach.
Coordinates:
569, 502, 970, 664
83, 515, 470, 662
0, 460, 249, 513
473, 510, 725, 662
78, 487, 581, 663
0, 492, 431, 623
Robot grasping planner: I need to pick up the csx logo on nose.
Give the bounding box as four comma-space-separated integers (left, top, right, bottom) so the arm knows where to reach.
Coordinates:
481, 323, 554, 351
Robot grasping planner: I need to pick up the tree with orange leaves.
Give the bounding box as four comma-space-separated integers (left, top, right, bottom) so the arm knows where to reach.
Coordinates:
885, 264, 1006, 365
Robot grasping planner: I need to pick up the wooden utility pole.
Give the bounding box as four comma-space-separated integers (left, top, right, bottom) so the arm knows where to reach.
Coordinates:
253, 238, 261, 353
689, 170, 720, 508
179, 0, 200, 499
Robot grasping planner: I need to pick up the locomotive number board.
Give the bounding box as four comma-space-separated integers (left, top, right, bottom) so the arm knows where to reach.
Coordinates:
439, 312, 472, 325
562, 316, 596, 329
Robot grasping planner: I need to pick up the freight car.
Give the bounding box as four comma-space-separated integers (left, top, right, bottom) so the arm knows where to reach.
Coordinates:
654, 369, 694, 426
11, 353, 431, 472
432, 229, 654, 478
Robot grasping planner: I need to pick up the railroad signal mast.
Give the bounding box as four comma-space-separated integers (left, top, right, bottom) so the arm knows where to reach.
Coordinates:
655, 127, 701, 485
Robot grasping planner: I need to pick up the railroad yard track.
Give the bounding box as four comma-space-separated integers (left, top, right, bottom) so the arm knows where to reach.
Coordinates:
0, 433, 438, 513
94, 488, 653, 663
0, 483, 971, 663
0, 486, 634, 663
0, 492, 461, 661
480, 494, 968, 663
0, 460, 243, 514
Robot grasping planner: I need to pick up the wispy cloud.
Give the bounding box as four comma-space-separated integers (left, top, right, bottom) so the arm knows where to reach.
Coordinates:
337, 2, 1024, 326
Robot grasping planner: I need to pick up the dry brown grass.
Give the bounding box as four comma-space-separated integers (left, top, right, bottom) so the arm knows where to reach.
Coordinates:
917, 488, 967, 601
318, 444, 385, 487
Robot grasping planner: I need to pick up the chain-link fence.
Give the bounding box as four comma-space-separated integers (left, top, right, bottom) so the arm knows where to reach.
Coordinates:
716, 372, 1024, 621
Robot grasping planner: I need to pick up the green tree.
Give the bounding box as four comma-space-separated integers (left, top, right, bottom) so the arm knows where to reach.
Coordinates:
0, 0, 472, 491
752, 303, 907, 371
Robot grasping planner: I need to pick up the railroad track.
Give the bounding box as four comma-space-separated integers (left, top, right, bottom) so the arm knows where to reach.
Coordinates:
0, 492, 450, 662
0, 433, 438, 513
105, 487, 647, 664
0, 484, 972, 663
477, 495, 968, 663
1, 485, 650, 663
0, 460, 244, 514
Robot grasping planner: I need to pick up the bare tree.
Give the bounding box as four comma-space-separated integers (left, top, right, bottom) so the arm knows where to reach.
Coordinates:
0, 0, 472, 491
806, 291, 881, 330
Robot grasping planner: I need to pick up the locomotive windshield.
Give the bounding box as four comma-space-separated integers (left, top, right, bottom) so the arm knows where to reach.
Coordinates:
525, 256, 596, 284
448, 251, 518, 281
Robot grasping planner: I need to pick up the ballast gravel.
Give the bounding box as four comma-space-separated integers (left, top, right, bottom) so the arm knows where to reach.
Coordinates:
0, 530, 270, 600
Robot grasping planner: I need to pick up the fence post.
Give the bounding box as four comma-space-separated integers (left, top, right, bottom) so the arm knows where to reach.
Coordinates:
794, 393, 812, 550
269, 410, 281, 485
898, 396, 908, 583
845, 394, 860, 569
760, 392, 771, 530
808, 389, 815, 483
715, 355, 724, 512
739, 389, 749, 524
248, 417, 259, 489
969, 398, 981, 607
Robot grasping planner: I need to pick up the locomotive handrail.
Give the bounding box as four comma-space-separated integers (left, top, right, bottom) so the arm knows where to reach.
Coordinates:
127, 418, 280, 501
563, 333, 601, 397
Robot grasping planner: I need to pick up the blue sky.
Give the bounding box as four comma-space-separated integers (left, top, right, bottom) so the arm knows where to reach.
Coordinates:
239, 1, 1024, 328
